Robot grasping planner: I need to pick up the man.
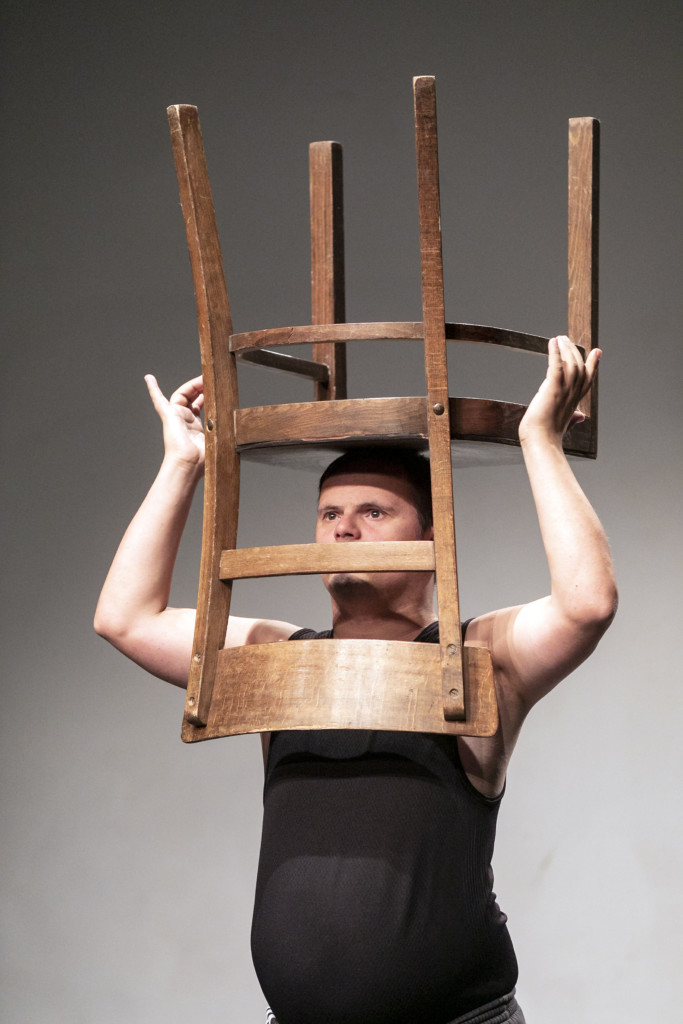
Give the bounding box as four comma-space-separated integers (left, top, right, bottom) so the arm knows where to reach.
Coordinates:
95, 337, 617, 1024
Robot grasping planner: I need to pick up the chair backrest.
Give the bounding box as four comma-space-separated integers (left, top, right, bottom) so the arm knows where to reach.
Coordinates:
166, 76, 599, 743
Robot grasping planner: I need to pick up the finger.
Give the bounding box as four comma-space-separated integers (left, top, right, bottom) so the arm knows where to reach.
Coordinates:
170, 375, 204, 407
574, 347, 600, 401
183, 375, 203, 390
547, 336, 563, 378
585, 347, 601, 382
560, 336, 587, 396
548, 336, 576, 396
570, 338, 585, 377
557, 334, 581, 374
181, 374, 204, 398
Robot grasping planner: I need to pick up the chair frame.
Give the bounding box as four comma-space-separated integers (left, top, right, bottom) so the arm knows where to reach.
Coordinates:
166, 76, 599, 743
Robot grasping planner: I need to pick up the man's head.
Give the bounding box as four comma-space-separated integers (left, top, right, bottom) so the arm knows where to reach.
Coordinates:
315, 447, 435, 621
318, 447, 432, 532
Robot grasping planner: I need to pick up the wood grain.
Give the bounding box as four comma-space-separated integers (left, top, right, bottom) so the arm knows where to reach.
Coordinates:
310, 141, 347, 400
236, 396, 430, 446
229, 321, 552, 354
219, 540, 435, 580
234, 394, 582, 457
180, 639, 498, 740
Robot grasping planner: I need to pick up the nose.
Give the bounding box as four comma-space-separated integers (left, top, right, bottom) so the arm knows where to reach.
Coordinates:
334, 514, 361, 541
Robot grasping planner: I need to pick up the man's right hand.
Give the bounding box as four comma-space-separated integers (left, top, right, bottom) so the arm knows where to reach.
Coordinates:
145, 374, 206, 473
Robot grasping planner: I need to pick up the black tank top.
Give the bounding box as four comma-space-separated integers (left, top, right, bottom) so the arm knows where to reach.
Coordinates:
251, 623, 517, 1024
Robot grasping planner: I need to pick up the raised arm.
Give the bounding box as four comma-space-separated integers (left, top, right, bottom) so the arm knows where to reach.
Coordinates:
94, 375, 297, 688
467, 336, 618, 724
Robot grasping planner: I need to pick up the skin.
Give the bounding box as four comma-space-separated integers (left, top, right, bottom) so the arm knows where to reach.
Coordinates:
94, 336, 617, 797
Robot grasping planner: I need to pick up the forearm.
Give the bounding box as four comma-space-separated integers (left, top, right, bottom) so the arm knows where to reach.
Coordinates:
521, 430, 617, 628
94, 456, 202, 642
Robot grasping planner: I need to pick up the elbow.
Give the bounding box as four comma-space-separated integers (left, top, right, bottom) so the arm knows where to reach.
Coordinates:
555, 567, 618, 640
596, 576, 619, 630
574, 582, 619, 640
592, 594, 618, 639
93, 604, 108, 640
93, 602, 128, 648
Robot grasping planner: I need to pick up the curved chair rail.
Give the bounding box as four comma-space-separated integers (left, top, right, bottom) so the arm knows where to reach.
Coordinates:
230, 321, 554, 356
182, 638, 498, 740
233, 394, 592, 468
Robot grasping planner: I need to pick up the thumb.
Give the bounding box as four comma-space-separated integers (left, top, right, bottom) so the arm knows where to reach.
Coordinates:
144, 374, 169, 418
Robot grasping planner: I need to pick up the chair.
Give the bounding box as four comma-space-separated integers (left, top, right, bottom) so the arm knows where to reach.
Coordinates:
166, 76, 599, 743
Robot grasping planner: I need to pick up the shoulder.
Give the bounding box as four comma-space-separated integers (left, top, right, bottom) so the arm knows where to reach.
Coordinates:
466, 594, 612, 716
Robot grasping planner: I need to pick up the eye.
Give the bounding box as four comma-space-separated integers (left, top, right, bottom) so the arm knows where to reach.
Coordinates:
368, 509, 383, 519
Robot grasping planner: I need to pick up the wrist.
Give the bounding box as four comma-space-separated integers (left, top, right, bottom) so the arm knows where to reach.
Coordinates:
519, 424, 564, 455
159, 452, 205, 486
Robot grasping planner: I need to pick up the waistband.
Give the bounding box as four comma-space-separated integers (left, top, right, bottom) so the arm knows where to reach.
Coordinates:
265, 990, 524, 1024
447, 989, 524, 1024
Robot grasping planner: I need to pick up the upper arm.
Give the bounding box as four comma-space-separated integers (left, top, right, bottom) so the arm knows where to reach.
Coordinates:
467, 595, 611, 719
99, 608, 300, 689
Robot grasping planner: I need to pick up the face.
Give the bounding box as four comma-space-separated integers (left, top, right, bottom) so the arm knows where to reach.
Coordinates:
315, 471, 433, 601
316, 471, 428, 543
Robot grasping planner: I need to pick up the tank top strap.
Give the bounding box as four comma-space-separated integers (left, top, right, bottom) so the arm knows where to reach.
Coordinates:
289, 620, 472, 643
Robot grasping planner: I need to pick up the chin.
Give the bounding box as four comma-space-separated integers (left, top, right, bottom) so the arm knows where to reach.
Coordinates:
324, 572, 372, 594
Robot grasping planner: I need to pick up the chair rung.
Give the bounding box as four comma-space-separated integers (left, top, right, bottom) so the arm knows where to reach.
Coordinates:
237, 348, 329, 382
230, 322, 424, 352
219, 540, 435, 580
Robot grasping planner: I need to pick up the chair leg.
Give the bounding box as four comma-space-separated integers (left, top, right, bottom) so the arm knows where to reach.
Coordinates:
568, 116, 600, 451
413, 76, 465, 721
167, 105, 240, 733
310, 141, 347, 400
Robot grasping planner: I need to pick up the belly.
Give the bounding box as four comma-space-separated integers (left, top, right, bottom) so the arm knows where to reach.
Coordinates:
251, 756, 516, 1024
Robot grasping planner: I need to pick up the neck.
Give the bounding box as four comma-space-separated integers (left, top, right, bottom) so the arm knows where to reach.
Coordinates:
329, 595, 436, 641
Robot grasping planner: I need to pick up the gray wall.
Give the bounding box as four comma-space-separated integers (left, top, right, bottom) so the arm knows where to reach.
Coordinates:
2, 2, 681, 1021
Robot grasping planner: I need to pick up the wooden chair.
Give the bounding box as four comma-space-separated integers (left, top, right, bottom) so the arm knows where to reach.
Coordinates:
167, 76, 599, 743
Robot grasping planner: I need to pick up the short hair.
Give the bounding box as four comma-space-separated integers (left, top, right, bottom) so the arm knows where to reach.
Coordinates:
318, 447, 433, 531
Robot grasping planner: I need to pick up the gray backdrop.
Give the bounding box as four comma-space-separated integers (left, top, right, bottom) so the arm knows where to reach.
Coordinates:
2, 1, 681, 1021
